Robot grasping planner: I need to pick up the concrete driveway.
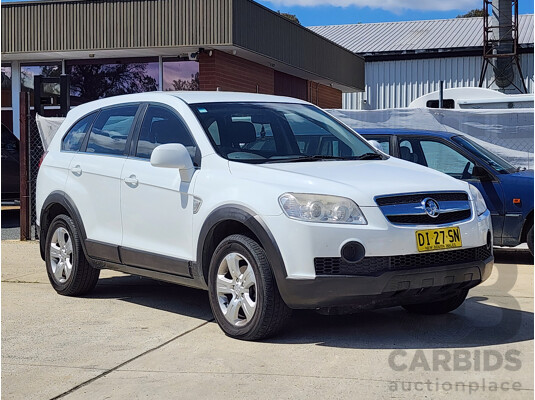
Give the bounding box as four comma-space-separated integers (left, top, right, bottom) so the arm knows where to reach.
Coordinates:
2, 241, 533, 399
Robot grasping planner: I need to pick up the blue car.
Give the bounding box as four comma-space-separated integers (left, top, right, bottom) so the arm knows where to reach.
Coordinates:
360, 129, 534, 253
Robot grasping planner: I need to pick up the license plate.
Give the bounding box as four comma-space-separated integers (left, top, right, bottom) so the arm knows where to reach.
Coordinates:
415, 227, 462, 252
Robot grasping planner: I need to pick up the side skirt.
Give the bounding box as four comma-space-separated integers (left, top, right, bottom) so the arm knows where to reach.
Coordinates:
85, 239, 205, 290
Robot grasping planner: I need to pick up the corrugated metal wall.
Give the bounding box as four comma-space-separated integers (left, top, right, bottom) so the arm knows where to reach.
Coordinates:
344, 53, 534, 110
1, 0, 232, 53
232, 0, 365, 91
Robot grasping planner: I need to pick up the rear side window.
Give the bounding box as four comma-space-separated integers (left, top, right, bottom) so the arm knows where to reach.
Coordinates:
86, 105, 138, 155
135, 105, 196, 160
62, 113, 96, 152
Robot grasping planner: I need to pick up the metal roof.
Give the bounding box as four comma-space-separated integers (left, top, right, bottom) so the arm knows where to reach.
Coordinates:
309, 14, 534, 54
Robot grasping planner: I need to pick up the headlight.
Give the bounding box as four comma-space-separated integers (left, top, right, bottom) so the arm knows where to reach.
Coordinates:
469, 184, 487, 216
278, 193, 367, 225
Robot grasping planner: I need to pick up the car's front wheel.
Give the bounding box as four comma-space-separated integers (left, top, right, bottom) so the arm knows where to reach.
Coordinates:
208, 234, 291, 340
45, 214, 100, 296
402, 289, 468, 315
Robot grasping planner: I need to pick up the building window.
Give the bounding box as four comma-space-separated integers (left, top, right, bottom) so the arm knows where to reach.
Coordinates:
1, 64, 12, 108
21, 63, 61, 107
163, 59, 199, 91
66, 58, 159, 106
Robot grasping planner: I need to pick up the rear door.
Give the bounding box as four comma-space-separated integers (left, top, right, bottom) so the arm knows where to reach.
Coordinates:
119, 104, 199, 276
66, 104, 140, 253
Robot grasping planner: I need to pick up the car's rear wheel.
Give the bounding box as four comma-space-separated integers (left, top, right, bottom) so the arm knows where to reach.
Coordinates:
45, 214, 100, 296
402, 289, 468, 315
208, 234, 291, 340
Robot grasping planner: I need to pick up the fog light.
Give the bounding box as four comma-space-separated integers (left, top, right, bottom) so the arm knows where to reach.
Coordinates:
341, 241, 365, 263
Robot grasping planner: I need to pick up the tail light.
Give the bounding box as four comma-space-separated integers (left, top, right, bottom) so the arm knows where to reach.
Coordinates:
38, 151, 48, 168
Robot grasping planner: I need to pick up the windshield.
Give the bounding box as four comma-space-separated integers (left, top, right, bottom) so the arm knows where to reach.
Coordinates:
190, 102, 383, 163
451, 135, 516, 174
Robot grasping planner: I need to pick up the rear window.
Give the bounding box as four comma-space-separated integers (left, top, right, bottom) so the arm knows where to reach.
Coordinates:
62, 113, 97, 152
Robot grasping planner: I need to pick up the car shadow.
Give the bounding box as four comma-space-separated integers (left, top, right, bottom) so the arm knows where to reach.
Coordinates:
269, 296, 533, 349
88, 274, 533, 349
87, 275, 213, 321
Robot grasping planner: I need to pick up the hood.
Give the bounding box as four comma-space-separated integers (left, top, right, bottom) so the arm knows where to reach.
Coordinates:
502, 169, 534, 181
229, 157, 469, 207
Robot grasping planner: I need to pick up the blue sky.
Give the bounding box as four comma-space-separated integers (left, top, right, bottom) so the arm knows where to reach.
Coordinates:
3, 0, 534, 26
257, 0, 534, 26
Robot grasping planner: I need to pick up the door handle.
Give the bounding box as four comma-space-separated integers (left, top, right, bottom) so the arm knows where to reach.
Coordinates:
124, 174, 139, 187
70, 165, 82, 176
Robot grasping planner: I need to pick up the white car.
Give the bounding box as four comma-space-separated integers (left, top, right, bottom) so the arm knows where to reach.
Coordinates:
36, 92, 493, 340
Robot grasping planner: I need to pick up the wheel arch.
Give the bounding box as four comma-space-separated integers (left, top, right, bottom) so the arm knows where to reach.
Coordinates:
520, 209, 534, 243
196, 206, 288, 292
39, 191, 88, 261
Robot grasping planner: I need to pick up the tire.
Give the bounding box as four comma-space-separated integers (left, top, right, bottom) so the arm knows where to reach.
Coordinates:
45, 214, 100, 296
527, 226, 533, 256
402, 289, 468, 315
207, 234, 292, 340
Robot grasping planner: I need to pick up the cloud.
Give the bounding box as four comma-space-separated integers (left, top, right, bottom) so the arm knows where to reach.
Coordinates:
266, 0, 480, 12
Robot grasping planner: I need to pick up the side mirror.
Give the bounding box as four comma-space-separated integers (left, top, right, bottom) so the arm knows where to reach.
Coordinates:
472, 165, 492, 181
367, 140, 383, 151
150, 143, 195, 182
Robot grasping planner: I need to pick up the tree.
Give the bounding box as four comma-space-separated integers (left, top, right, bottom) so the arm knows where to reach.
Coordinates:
68, 63, 157, 104
168, 72, 200, 91
279, 12, 300, 24
457, 9, 486, 18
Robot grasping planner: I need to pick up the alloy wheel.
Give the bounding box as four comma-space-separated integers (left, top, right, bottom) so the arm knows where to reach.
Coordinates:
216, 252, 257, 326
49, 227, 73, 283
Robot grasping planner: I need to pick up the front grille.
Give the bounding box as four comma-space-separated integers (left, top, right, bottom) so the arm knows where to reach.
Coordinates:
387, 210, 471, 225
314, 245, 492, 277
389, 245, 492, 270
376, 192, 468, 206
314, 257, 390, 276
375, 191, 471, 226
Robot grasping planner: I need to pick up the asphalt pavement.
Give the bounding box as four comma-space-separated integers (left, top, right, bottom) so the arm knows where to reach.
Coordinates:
1, 240, 533, 399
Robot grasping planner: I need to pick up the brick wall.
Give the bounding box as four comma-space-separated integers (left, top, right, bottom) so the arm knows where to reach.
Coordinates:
199, 50, 274, 94
307, 81, 342, 109
198, 49, 342, 108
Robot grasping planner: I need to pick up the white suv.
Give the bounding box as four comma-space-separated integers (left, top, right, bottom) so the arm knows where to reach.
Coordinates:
36, 92, 493, 340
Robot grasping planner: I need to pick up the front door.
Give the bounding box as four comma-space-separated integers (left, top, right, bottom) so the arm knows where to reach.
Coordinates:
120, 104, 199, 276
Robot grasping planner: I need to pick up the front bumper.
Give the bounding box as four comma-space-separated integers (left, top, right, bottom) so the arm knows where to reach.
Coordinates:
277, 255, 493, 309
263, 209, 492, 279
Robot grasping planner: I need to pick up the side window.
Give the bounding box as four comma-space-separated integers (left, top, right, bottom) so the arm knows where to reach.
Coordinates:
399, 139, 420, 164
419, 140, 475, 179
62, 113, 96, 152
136, 105, 196, 160
86, 105, 138, 155
207, 121, 220, 145
426, 99, 455, 109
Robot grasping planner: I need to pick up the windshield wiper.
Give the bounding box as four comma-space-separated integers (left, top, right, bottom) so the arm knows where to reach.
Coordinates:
266, 155, 351, 163
356, 152, 384, 160
266, 153, 384, 163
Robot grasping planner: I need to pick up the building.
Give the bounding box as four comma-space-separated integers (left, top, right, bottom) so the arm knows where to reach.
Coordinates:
1, 0, 365, 138
310, 15, 534, 109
